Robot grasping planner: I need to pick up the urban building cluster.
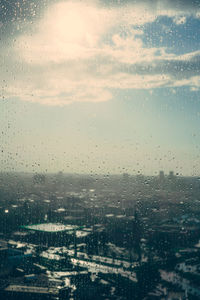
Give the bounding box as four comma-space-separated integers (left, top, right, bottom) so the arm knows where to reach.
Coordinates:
0, 171, 200, 299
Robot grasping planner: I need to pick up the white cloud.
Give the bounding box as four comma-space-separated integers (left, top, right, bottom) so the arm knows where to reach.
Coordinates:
16, 1, 157, 65
2, 0, 200, 105
174, 76, 200, 90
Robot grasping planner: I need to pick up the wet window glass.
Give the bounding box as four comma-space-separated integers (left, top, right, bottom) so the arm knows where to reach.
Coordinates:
1, 0, 200, 299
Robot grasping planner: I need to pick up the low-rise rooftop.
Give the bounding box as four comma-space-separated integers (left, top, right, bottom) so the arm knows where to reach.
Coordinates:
21, 223, 80, 233
4, 285, 59, 295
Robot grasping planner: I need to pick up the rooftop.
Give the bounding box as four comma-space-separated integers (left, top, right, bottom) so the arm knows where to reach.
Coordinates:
4, 285, 59, 295
21, 223, 80, 233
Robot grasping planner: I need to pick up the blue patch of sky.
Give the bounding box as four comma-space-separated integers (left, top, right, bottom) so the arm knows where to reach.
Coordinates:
139, 16, 200, 55
114, 87, 200, 148
2, 86, 199, 148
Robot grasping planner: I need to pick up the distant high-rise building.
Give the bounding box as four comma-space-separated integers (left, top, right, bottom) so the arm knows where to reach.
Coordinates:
168, 171, 175, 180
159, 170, 165, 181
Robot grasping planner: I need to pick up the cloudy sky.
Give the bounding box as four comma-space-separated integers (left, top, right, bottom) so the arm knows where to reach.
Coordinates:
1, 0, 200, 175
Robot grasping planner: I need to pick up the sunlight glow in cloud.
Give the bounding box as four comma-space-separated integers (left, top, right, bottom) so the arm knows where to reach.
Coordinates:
2, 0, 200, 105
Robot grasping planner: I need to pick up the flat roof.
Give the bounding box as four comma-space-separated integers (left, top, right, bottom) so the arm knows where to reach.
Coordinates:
21, 223, 80, 233
4, 285, 59, 295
